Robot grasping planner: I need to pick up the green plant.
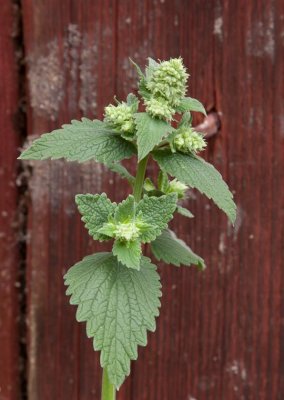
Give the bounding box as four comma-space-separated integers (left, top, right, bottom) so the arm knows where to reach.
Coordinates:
19, 57, 236, 399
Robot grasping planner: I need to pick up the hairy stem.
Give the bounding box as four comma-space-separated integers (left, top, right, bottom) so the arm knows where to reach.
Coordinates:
133, 156, 149, 202
101, 369, 116, 400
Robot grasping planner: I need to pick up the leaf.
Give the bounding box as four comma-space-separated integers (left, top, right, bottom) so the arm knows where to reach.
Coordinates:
134, 113, 173, 161
114, 195, 136, 222
176, 97, 207, 115
75, 193, 116, 240
153, 150, 236, 224
136, 193, 177, 242
151, 229, 205, 270
19, 118, 136, 164
112, 239, 142, 270
107, 163, 135, 186
64, 252, 161, 388
176, 205, 194, 218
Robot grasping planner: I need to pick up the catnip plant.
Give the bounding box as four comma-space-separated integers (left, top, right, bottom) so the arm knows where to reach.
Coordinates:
19, 57, 236, 399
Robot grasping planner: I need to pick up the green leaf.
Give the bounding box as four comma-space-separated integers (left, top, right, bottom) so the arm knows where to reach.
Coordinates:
114, 195, 136, 222
176, 205, 194, 218
176, 97, 207, 115
126, 93, 139, 112
64, 252, 161, 388
137, 193, 177, 242
153, 150, 236, 223
107, 163, 135, 186
75, 193, 116, 240
112, 239, 142, 270
134, 113, 173, 161
19, 118, 136, 164
151, 229, 205, 269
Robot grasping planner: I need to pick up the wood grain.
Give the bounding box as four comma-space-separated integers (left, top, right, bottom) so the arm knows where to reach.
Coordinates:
0, 1, 22, 399
19, 0, 283, 399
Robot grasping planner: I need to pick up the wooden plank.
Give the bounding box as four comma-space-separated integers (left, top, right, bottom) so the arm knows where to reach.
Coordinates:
21, 0, 283, 399
0, 1, 22, 398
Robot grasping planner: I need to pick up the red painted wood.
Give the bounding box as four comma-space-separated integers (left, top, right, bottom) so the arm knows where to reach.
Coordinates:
0, 1, 22, 399
21, 1, 283, 399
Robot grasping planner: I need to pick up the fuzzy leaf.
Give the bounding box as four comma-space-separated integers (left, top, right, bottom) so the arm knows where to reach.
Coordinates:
134, 113, 173, 161
19, 118, 136, 164
107, 163, 135, 186
151, 229, 205, 269
176, 205, 194, 218
75, 193, 116, 240
153, 150, 236, 224
64, 252, 161, 388
136, 193, 177, 242
114, 195, 136, 222
176, 97, 207, 115
112, 239, 142, 270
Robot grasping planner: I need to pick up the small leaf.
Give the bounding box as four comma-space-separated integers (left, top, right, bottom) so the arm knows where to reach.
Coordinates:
126, 93, 139, 112
176, 97, 207, 115
153, 150, 236, 224
19, 118, 136, 164
107, 163, 135, 186
113, 239, 142, 270
176, 205, 194, 218
75, 193, 116, 240
114, 195, 136, 222
151, 229, 205, 269
64, 252, 161, 388
134, 113, 173, 161
137, 193, 177, 242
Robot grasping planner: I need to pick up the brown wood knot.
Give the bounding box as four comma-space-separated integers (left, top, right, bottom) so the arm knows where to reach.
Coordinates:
195, 112, 221, 139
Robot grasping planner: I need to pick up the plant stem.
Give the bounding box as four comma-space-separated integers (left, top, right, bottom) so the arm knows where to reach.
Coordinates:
101, 369, 116, 400
133, 156, 149, 202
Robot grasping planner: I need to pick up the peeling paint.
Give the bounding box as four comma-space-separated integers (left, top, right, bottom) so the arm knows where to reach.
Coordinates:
213, 16, 223, 40
28, 24, 99, 120
246, 11, 275, 59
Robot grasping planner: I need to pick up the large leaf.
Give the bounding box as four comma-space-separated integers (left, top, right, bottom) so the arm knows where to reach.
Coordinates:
136, 193, 177, 242
75, 193, 116, 240
176, 97, 207, 115
151, 229, 205, 269
134, 113, 173, 161
19, 118, 135, 164
153, 150, 236, 224
64, 252, 161, 388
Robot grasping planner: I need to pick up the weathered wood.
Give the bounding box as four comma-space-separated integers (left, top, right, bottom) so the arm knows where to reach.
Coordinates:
0, 1, 22, 398
21, 0, 283, 399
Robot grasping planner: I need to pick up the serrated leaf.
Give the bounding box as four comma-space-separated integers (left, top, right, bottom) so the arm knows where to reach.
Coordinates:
176, 97, 207, 115
151, 229, 205, 269
64, 252, 161, 388
114, 195, 136, 222
176, 205, 194, 218
153, 150, 236, 224
134, 113, 173, 161
75, 193, 116, 240
112, 239, 142, 270
107, 162, 135, 186
136, 193, 177, 242
19, 118, 136, 164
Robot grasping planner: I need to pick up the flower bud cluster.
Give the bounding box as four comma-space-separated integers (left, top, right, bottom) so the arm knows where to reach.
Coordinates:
114, 222, 140, 241
144, 58, 189, 120
167, 179, 188, 199
104, 103, 135, 135
173, 127, 206, 154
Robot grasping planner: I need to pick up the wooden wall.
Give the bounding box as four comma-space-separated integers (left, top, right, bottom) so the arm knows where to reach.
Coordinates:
0, 0, 283, 399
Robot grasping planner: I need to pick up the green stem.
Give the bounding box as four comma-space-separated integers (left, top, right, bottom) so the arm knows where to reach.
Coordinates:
101, 369, 116, 400
133, 156, 149, 202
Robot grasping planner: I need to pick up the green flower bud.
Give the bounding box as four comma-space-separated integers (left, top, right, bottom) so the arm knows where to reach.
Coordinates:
114, 222, 140, 241
144, 97, 175, 120
167, 179, 188, 199
146, 58, 189, 106
173, 127, 207, 154
104, 103, 135, 135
